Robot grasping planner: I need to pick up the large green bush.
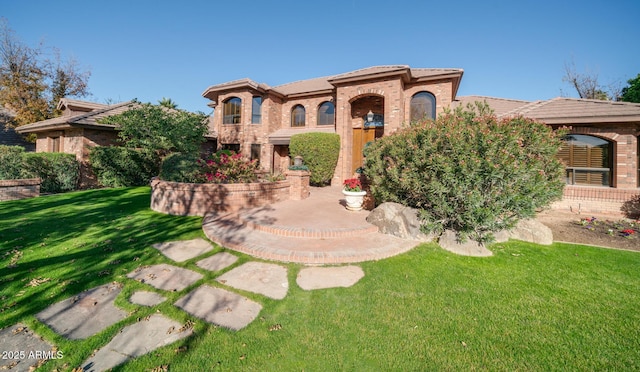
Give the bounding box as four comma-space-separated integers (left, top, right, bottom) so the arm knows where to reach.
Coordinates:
363, 103, 565, 242
289, 132, 340, 186
159, 153, 202, 183
0, 145, 25, 180
22, 152, 79, 193
89, 147, 159, 187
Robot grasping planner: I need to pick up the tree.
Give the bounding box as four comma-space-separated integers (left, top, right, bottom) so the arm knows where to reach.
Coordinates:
99, 101, 209, 160
0, 19, 90, 127
562, 61, 613, 100
620, 73, 640, 103
158, 97, 178, 109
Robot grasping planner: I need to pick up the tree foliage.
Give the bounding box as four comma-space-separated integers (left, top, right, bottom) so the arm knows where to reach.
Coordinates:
620, 73, 640, 103
363, 103, 565, 243
562, 61, 614, 100
99, 101, 209, 160
0, 18, 90, 127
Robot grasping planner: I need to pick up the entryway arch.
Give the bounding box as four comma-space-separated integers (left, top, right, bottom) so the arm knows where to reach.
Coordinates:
349, 95, 384, 174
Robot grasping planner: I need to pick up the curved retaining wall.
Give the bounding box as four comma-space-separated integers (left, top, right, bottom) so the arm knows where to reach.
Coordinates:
0, 178, 41, 201
150, 178, 290, 216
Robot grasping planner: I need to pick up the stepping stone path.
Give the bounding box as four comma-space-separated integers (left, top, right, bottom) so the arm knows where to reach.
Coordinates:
216, 262, 289, 300
81, 314, 193, 372
36, 282, 127, 340
3, 238, 366, 371
129, 291, 167, 307
196, 251, 239, 271
153, 238, 214, 262
126, 263, 203, 291
175, 285, 262, 331
0, 323, 54, 372
296, 265, 365, 290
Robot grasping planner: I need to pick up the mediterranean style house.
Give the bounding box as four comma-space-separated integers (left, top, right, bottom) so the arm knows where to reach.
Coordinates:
201, 65, 464, 184
14, 65, 640, 215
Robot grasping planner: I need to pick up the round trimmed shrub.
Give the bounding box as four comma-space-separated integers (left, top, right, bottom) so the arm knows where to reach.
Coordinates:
363, 102, 565, 243
289, 132, 340, 186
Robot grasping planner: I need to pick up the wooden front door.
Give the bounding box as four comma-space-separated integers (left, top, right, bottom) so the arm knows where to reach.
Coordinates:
352, 128, 377, 174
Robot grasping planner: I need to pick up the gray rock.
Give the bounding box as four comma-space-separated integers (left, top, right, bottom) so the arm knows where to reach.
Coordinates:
366, 202, 434, 241
0, 324, 55, 371
216, 262, 288, 300
507, 218, 553, 245
438, 230, 493, 257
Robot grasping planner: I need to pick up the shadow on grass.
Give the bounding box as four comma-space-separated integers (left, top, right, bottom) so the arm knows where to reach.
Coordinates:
0, 187, 203, 328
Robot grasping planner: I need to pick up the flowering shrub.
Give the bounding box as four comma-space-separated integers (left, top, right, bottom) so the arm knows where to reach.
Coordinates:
363, 102, 566, 243
621, 229, 635, 237
196, 151, 258, 184
343, 178, 362, 192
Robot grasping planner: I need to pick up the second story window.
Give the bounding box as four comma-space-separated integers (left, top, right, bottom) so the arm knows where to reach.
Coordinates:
223, 97, 242, 124
410, 91, 436, 122
317, 101, 335, 126
291, 105, 306, 127
251, 96, 262, 124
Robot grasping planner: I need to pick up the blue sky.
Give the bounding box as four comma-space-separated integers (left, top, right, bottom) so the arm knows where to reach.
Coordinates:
3, 0, 639, 113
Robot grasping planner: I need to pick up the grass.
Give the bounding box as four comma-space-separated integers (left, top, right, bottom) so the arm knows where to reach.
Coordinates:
1, 187, 640, 371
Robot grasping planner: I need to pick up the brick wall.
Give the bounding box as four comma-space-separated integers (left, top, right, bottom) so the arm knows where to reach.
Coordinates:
552, 185, 640, 216
0, 178, 40, 201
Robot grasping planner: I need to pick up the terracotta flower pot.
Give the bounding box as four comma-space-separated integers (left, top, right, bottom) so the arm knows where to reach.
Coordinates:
342, 189, 367, 211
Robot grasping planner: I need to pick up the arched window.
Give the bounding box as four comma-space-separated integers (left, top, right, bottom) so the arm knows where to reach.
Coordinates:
291, 105, 306, 127
223, 97, 242, 124
558, 134, 613, 186
317, 101, 335, 126
410, 92, 436, 122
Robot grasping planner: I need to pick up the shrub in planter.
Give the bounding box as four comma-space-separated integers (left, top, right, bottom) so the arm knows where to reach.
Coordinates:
290, 132, 340, 186
0, 145, 25, 180
160, 153, 202, 183
89, 146, 159, 187
22, 152, 79, 193
197, 151, 258, 183
363, 102, 565, 243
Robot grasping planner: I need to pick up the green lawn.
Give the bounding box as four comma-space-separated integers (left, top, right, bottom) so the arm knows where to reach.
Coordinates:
1, 187, 639, 371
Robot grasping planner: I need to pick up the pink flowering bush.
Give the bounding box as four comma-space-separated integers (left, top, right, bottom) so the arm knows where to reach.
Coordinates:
160, 150, 258, 184
363, 102, 566, 243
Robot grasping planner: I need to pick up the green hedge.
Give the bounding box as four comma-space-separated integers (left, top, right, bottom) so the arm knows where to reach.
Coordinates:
22, 152, 79, 193
289, 132, 340, 186
89, 147, 159, 187
159, 153, 202, 183
0, 145, 25, 180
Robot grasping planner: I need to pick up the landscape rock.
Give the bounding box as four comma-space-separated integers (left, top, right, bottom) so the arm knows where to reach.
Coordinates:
366, 202, 434, 241
438, 230, 493, 257
507, 218, 553, 245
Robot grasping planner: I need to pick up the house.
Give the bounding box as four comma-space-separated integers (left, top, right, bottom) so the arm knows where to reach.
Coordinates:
453, 96, 640, 214
15, 99, 131, 185
202, 65, 464, 184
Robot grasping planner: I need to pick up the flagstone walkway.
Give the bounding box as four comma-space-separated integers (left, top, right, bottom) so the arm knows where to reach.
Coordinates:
1, 237, 367, 371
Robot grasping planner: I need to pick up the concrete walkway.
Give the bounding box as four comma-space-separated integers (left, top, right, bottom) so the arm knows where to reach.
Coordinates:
203, 186, 420, 264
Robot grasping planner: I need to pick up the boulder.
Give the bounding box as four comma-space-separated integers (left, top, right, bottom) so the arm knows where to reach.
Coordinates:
366, 202, 434, 242
506, 218, 553, 245
438, 230, 493, 257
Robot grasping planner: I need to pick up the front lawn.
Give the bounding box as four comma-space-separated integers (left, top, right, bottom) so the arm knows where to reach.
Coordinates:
1, 188, 639, 370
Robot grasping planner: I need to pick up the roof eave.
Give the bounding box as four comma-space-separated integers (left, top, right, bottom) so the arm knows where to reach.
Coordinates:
531, 116, 640, 125
328, 69, 411, 85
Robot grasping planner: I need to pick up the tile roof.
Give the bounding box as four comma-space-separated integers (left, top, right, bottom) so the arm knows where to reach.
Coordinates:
1, 109, 35, 150
203, 65, 464, 99
506, 97, 640, 124
452, 96, 531, 116
268, 127, 336, 145
16, 101, 135, 134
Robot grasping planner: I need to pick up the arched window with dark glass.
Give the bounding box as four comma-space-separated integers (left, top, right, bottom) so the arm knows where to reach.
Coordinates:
410, 91, 436, 122
317, 101, 335, 126
223, 97, 242, 124
558, 134, 613, 186
291, 105, 306, 127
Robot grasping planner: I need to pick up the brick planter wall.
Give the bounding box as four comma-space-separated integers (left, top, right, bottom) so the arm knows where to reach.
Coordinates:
0, 178, 41, 201
551, 185, 640, 216
150, 178, 291, 216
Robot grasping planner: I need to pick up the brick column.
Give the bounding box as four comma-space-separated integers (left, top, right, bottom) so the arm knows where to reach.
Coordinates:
285, 170, 310, 200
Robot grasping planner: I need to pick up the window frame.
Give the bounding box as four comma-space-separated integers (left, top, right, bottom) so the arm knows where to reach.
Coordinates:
251, 96, 262, 124
223, 97, 242, 125
291, 105, 306, 127
317, 101, 335, 126
558, 134, 613, 187
410, 91, 436, 122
